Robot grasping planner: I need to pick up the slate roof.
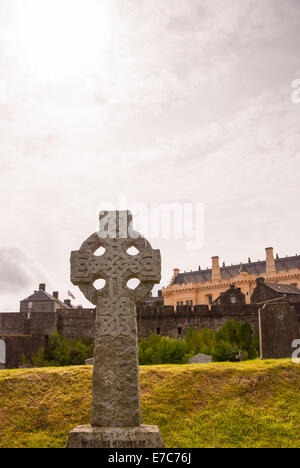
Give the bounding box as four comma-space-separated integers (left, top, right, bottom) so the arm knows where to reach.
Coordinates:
264, 283, 300, 295
21, 289, 72, 309
172, 255, 300, 285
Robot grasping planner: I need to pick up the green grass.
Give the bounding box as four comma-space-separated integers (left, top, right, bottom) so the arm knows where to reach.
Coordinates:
0, 360, 299, 448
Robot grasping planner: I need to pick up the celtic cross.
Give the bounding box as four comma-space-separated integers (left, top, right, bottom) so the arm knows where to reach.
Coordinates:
70, 211, 161, 428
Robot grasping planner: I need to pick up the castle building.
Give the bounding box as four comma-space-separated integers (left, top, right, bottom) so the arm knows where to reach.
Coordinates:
20, 283, 73, 314
1, 280, 300, 369
251, 277, 300, 305
162, 247, 300, 307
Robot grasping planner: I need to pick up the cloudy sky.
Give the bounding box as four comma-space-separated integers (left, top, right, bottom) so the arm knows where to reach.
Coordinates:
0, 0, 299, 310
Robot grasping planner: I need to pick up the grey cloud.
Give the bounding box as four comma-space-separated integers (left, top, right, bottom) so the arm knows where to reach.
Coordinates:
0, 246, 33, 293
0, 246, 50, 297
0, 1, 299, 306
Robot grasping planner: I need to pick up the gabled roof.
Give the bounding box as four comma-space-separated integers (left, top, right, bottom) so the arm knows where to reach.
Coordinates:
264, 282, 300, 295
172, 255, 300, 285
22, 290, 72, 309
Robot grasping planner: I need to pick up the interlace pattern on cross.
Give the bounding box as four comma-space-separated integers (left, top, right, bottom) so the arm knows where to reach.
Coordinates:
71, 233, 161, 305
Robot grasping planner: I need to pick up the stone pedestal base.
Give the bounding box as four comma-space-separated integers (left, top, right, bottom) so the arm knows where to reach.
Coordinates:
66, 425, 164, 449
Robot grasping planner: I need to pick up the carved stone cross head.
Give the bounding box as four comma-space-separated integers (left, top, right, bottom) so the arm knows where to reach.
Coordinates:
71, 211, 161, 305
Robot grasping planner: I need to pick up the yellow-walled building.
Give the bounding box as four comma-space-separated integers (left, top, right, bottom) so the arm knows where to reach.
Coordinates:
162, 247, 300, 307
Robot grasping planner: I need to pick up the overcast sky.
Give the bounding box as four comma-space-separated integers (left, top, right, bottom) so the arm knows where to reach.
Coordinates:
0, 0, 300, 310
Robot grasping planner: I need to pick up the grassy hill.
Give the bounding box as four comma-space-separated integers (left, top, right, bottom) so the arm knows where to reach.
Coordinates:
0, 359, 299, 448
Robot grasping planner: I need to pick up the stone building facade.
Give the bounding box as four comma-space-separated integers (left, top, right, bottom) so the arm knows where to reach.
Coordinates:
136, 304, 260, 340
212, 285, 246, 305
163, 247, 300, 307
1, 280, 300, 369
251, 277, 300, 306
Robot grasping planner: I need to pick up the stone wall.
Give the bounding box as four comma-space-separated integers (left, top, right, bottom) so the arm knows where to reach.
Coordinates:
0, 304, 261, 345
0, 303, 263, 369
0, 312, 57, 337
20, 300, 55, 313
24, 312, 57, 336
57, 309, 96, 340
137, 304, 260, 340
259, 303, 299, 359
0, 334, 46, 369
0, 313, 26, 335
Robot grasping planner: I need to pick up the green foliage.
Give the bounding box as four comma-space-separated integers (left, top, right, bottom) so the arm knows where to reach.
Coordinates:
34, 321, 259, 368
20, 354, 30, 367
139, 334, 189, 365
213, 343, 240, 362
33, 331, 94, 367
139, 320, 260, 364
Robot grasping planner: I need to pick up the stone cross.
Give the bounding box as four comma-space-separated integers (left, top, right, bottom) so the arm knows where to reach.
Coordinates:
67, 211, 164, 448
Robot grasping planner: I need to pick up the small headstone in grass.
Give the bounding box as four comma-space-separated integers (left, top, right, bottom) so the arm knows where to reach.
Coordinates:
189, 353, 213, 364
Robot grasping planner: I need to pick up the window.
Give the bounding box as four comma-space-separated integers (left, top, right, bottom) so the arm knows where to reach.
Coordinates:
208, 296, 213, 305
186, 300, 193, 306
26, 312, 31, 320
178, 327, 182, 336
28, 302, 33, 309
156, 328, 160, 335
231, 296, 237, 304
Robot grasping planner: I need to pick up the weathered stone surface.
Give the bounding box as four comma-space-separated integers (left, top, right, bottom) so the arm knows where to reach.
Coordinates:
66, 424, 164, 449
259, 303, 299, 359
67, 211, 163, 448
0, 334, 46, 369
188, 353, 213, 364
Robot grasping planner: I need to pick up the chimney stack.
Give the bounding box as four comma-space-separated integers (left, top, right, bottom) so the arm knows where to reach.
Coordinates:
64, 299, 71, 307
39, 283, 46, 292
170, 268, 180, 285
265, 247, 276, 275
212, 256, 221, 281
53, 291, 59, 300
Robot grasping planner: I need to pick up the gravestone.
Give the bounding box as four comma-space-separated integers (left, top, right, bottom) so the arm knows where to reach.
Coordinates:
66, 211, 164, 448
188, 353, 213, 364
0, 339, 6, 370
259, 302, 299, 359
